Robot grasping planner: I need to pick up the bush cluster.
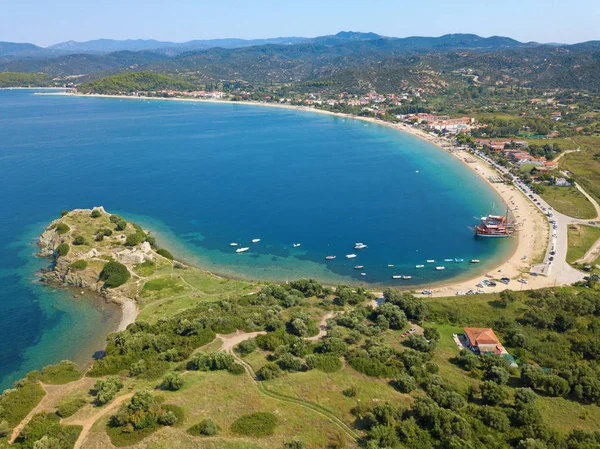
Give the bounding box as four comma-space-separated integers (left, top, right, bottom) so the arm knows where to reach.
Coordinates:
187, 418, 217, 436
56, 243, 69, 257
99, 261, 131, 289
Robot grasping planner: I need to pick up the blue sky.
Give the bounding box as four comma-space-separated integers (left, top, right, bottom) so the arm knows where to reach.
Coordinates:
2, 0, 598, 46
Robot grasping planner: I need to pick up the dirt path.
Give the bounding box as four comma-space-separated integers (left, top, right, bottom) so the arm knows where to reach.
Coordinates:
575, 236, 600, 265
306, 312, 336, 341
69, 393, 133, 449
216, 330, 267, 351
574, 182, 600, 220
9, 378, 93, 443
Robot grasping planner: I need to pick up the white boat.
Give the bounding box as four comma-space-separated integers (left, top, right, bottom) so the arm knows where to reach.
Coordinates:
252, 239, 261, 243
388, 264, 394, 267
354, 265, 364, 269
436, 266, 445, 270
415, 265, 425, 268
427, 260, 435, 263
444, 258, 453, 262
346, 254, 357, 259
325, 255, 336, 260
293, 243, 301, 248
470, 259, 481, 263
230, 242, 238, 247
236, 247, 250, 253
360, 272, 366, 276
354, 243, 368, 249
403, 276, 412, 280
455, 258, 464, 262
392, 275, 402, 279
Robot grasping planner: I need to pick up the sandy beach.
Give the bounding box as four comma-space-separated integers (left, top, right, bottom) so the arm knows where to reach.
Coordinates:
45, 92, 557, 295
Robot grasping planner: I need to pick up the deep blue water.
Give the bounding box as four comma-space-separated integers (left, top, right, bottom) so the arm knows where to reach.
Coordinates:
0, 89, 514, 389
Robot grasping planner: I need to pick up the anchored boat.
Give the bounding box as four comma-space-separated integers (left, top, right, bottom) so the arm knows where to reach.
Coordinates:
236, 247, 250, 253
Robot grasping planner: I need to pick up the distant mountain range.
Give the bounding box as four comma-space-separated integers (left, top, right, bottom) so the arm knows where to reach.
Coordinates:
1, 31, 599, 92
0, 31, 544, 60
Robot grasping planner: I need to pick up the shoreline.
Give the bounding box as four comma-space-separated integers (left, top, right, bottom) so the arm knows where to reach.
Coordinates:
43, 91, 553, 294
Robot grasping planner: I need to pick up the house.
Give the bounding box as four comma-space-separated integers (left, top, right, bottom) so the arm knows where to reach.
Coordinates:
554, 177, 571, 187
464, 328, 506, 355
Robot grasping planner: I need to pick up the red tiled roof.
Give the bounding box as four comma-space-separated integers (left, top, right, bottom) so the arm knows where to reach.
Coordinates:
464, 328, 501, 347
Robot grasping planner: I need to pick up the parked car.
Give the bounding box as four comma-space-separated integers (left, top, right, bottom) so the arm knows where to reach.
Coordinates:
456, 291, 466, 296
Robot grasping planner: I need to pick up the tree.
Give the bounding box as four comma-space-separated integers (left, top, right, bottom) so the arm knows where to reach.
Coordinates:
406, 334, 434, 352
237, 339, 257, 355
424, 327, 441, 342
99, 261, 131, 288
0, 420, 9, 438
33, 436, 61, 449
90, 209, 102, 218
257, 363, 283, 380
485, 365, 510, 385
94, 376, 123, 405
55, 243, 69, 257
162, 372, 184, 391
395, 373, 417, 393
481, 381, 509, 405
72, 235, 86, 246
480, 406, 510, 432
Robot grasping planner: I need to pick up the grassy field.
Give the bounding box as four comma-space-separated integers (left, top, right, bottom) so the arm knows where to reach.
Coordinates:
566, 224, 600, 264
540, 185, 596, 219
558, 136, 600, 205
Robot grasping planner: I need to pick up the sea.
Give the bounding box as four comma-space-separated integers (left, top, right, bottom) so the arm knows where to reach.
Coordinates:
0, 89, 515, 390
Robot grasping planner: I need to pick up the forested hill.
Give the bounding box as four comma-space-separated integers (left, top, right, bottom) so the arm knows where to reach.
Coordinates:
78, 72, 193, 94
1, 32, 600, 92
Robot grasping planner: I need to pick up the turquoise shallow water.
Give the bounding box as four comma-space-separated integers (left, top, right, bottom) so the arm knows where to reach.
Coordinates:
0, 89, 514, 389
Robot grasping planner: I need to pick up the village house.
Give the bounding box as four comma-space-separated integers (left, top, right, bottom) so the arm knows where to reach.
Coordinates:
463, 328, 517, 367
554, 177, 571, 187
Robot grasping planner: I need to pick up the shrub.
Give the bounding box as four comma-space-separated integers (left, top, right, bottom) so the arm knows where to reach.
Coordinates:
161, 373, 184, 391
156, 248, 174, 260
39, 361, 81, 384
129, 359, 147, 377
231, 412, 278, 437
56, 395, 87, 418
56, 223, 70, 234
125, 232, 145, 247
257, 363, 283, 380
277, 353, 303, 372
342, 386, 358, 397
115, 219, 128, 231
0, 420, 8, 437
0, 380, 46, 427
228, 363, 245, 375
158, 411, 178, 426
481, 381, 509, 405
109, 214, 121, 223
99, 261, 130, 288
305, 354, 342, 373
284, 437, 306, 449
13, 412, 81, 449
70, 260, 88, 271
94, 376, 124, 405
395, 373, 417, 393
237, 339, 257, 355
90, 209, 102, 218
188, 418, 217, 436
60, 210, 69, 217
72, 235, 87, 246
56, 243, 69, 257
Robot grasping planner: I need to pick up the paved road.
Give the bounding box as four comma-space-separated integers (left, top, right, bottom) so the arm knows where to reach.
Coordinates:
473, 150, 588, 285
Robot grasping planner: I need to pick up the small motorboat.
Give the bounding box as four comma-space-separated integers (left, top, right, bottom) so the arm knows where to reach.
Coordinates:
230, 242, 238, 246
354, 265, 364, 269
354, 243, 368, 249
415, 265, 425, 268
427, 260, 435, 263
360, 272, 366, 276
236, 247, 250, 253
387, 264, 394, 267
403, 275, 412, 280
346, 254, 357, 259
436, 266, 445, 270
470, 259, 481, 263
455, 258, 464, 262
444, 258, 453, 262
325, 255, 336, 260
252, 239, 261, 243
293, 243, 301, 248
392, 275, 402, 279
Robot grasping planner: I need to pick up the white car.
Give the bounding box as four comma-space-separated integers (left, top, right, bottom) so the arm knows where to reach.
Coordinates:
476, 289, 485, 294
456, 291, 466, 296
